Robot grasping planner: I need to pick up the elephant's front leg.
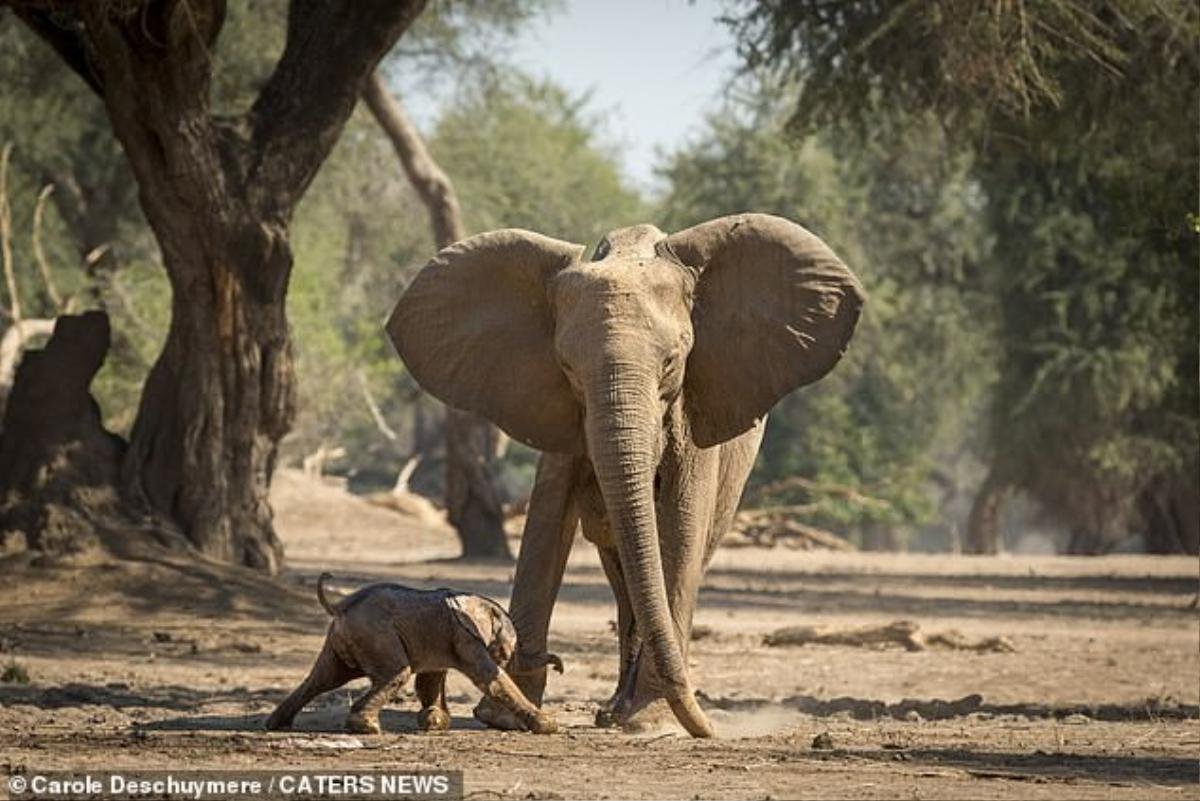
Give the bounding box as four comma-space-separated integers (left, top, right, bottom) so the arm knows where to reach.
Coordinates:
594, 542, 642, 727
617, 434, 723, 734
474, 453, 581, 730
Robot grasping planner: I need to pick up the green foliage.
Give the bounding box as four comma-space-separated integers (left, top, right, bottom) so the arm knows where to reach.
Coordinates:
725, 0, 1199, 549
0, 17, 145, 319
390, 0, 560, 78
431, 76, 643, 245
725, 0, 1193, 134
979, 15, 1199, 543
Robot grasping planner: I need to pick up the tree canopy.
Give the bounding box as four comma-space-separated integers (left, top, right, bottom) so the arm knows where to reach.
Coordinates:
720, 0, 1199, 552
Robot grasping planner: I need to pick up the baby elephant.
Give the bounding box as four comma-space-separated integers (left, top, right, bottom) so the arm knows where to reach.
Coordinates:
266, 573, 562, 735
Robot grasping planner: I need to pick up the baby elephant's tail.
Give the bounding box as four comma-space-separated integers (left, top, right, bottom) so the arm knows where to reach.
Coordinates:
316, 572, 339, 616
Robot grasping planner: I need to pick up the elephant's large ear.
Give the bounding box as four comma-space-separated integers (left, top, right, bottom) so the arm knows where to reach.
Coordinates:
387, 230, 586, 453
659, 213, 865, 448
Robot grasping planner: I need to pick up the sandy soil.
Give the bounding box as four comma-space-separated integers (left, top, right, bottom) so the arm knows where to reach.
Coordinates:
1, 470, 1197, 800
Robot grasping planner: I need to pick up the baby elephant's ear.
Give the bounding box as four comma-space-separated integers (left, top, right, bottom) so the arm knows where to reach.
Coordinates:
447, 595, 491, 646
659, 213, 866, 447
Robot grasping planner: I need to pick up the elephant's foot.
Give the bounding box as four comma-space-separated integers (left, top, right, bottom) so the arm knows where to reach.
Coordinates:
473, 696, 525, 731
264, 711, 292, 731
344, 712, 382, 735
620, 698, 678, 735
594, 705, 620, 728
595, 684, 636, 728
528, 710, 559, 735
595, 689, 678, 735
418, 706, 451, 732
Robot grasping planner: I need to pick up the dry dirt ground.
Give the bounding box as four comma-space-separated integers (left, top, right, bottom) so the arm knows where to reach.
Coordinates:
1, 470, 1197, 800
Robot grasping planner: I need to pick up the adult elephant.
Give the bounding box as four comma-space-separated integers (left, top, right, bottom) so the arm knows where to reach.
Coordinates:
388, 214, 864, 737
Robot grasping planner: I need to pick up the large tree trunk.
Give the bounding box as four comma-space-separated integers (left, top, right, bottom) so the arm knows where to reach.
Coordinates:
16, 0, 428, 572
363, 72, 510, 560
1139, 466, 1200, 554
120, 239, 295, 571
965, 466, 1008, 554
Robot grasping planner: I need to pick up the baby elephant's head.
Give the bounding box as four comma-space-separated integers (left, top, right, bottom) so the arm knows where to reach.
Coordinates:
449, 594, 563, 674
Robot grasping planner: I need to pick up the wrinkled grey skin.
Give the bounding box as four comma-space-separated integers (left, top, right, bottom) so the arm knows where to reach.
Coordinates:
265, 573, 563, 734
388, 214, 865, 737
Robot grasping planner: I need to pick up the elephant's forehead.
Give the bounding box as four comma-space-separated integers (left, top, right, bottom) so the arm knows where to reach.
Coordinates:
554, 256, 688, 302
595, 223, 665, 258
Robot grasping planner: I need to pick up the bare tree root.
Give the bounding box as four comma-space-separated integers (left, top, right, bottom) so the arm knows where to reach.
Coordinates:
764, 620, 1016, 653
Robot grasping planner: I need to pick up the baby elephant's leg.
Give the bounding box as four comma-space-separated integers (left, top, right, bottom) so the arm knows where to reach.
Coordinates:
457, 640, 557, 734
415, 671, 450, 732
345, 635, 412, 735
267, 641, 359, 731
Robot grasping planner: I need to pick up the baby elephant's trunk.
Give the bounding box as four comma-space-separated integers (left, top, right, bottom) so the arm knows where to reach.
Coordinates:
316, 572, 339, 616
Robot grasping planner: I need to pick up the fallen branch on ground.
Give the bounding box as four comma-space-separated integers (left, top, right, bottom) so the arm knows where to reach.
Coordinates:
730, 509, 856, 551
764, 620, 1016, 653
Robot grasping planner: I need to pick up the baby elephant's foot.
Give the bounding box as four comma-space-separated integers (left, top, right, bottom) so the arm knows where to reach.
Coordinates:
473, 696, 525, 731
344, 712, 382, 735
418, 706, 451, 732
526, 711, 559, 735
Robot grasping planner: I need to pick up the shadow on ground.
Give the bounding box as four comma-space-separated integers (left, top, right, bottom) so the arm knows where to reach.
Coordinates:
699, 691, 1199, 722
0, 681, 486, 734
857, 747, 1199, 787
0, 681, 283, 712
142, 708, 485, 734
291, 563, 1197, 625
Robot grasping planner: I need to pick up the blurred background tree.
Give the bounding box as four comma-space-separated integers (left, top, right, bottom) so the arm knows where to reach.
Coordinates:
722, 0, 1199, 554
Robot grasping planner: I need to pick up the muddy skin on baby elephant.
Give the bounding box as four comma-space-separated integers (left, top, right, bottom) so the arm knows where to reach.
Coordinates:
388, 214, 865, 737
265, 573, 562, 735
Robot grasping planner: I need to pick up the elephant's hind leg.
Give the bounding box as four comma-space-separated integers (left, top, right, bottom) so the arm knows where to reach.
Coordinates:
266, 642, 359, 731
415, 671, 450, 731
345, 635, 412, 735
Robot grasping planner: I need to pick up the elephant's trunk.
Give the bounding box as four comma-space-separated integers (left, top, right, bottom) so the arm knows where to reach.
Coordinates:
585, 368, 714, 738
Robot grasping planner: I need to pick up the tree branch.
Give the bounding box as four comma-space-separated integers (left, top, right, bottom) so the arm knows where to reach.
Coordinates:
247, 0, 429, 214
356, 368, 398, 442
13, 7, 104, 96
0, 143, 19, 322
362, 71, 466, 247
31, 185, 65, 311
